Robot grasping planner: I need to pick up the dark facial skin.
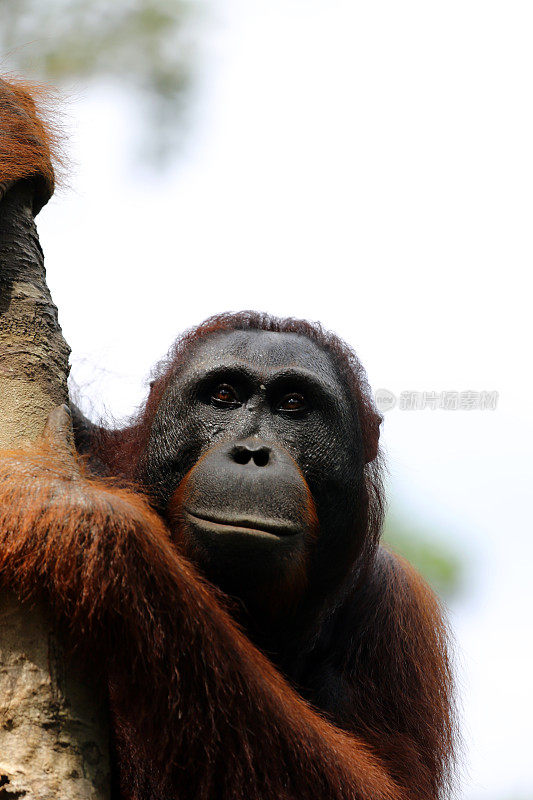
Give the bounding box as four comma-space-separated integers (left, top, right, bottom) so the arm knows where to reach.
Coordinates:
141, 330, 365, 620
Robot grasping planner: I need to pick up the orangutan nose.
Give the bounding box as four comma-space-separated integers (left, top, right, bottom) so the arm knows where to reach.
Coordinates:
230, 441, 271, 468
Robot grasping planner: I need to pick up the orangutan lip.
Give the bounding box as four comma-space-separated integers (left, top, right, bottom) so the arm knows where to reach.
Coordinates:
184, 510, 299, 538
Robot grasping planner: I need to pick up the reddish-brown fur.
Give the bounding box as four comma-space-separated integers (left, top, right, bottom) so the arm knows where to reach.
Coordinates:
0, 438, 404, 800
0, 77, 61, 210
0, 79, 456, 799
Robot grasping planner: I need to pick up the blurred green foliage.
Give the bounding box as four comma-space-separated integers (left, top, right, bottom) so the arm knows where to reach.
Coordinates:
0, 0, 195, 157
383, 514, 463, 599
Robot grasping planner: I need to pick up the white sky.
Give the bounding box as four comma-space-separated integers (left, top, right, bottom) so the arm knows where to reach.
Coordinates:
32, 1, 533, 797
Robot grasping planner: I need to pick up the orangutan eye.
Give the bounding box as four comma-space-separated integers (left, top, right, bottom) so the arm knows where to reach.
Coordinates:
211, 384, 239, 407
278, 393, 307, 412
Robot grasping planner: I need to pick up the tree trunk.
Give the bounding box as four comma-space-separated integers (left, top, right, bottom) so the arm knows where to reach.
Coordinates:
0, 180, 110, 798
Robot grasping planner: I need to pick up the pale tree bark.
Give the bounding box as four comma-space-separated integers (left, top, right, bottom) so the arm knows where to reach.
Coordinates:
0, 179, 110, 797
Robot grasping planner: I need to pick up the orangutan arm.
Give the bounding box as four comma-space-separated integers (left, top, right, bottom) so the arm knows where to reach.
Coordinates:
0, 406, 404, 800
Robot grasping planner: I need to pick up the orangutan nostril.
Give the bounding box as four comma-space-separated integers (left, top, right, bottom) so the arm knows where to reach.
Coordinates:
252, 448, 269, 467
232, 446, 252, 465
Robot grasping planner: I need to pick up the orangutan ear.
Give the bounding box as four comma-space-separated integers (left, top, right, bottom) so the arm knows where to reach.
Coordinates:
364, 414, 382, 464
